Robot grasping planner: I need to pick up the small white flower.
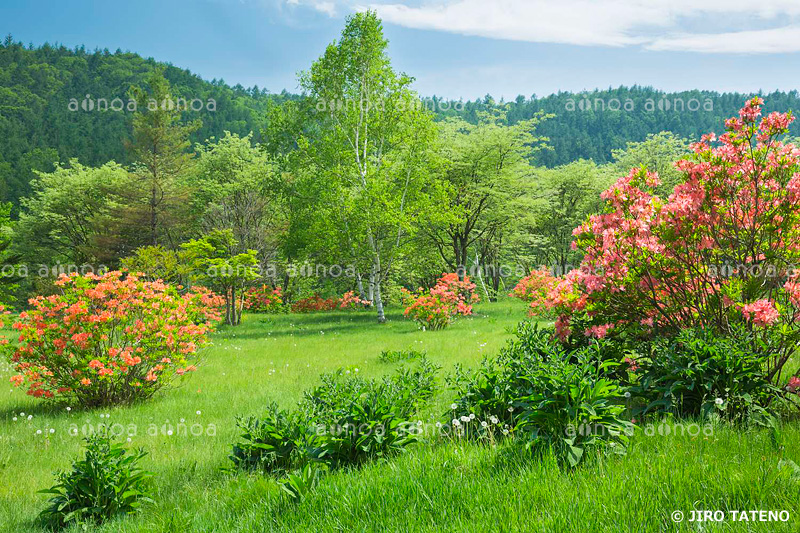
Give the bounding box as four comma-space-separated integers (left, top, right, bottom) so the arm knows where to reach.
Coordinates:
435, 422, 442, 428
49, 428, 55, 434
196, 410, 201, 415
624, 392, 631, 399
354, 368, 359, 372
460, 416, 469, 422
450, 403, 457, 410
36, 429, 42, 434
127, 437, 132, 442
469, 413, 476, 420
180, 418, 185, 423
502, 429, 509, 435
417, 420, 423, 426
715, 398, 724, 405
12, 417, 17, 421
27, 415, 32, 420
99, 414, 105, 419
490, 416, 499, 424
481, 421, 488, 428
507, 407, 514, 413
19, 412, 24, 417
452, 419, 460, 426
167, 430, 173, 436
66, 407, 71, 412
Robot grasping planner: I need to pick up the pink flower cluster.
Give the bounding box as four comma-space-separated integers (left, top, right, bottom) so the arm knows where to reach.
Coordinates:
519, 99, 800, 384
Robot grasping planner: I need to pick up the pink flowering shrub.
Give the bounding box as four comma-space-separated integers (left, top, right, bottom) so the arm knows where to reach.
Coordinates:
401, 273, 479, 330
5, 271, 224, 407
527, 98, 800, 386
244, 285, 284, 313
509, 268, 559, 316
339, 291, 371, 310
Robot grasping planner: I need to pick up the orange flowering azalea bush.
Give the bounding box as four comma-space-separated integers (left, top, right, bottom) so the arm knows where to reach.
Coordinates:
6, 271, 224, 407
509, 267, 559, 316
401, 273, 479, 330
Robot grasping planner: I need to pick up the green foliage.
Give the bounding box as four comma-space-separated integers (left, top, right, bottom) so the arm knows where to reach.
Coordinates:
38, 434, 153, 529
631, 327, 782, 422
182, 229, 260, 325
451, 322, 632, 466
231, 358, 440, 476
379, 348, 426, 363
230, 403, 307, 473
280, 462, 328, 503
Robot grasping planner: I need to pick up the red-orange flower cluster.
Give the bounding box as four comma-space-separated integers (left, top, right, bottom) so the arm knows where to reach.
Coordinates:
401, 273, 479, 330
5, 271, 224, 406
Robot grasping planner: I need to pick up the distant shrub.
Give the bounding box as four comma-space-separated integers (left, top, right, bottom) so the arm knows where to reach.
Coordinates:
509, 268, 559, 316
378, 348, 426, 363
244, 285, 284, 313
401, 273, 479, 330
291, 295, 340, 313
338, 291, 371, 310
6, 271, 223, 407
38, 434, 153, 529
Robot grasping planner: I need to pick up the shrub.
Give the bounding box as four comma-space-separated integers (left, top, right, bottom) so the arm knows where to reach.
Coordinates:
401, 273, 479, 330
291, 295, 340, 313
229, 403, 309, 472
525, 99, 800, 387
231, 360, 439, 474
379, 348, 426, 363
339, 291, 371, 310
6, 271, 223, 407
509, 268, 559, 316
244, 285, 284, 313
450, 322, 632, 466
631, 327, 782, 421
38, 434, 153, 529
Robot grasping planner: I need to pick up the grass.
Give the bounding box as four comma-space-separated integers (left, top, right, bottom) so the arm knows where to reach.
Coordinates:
1, 299, 800, 532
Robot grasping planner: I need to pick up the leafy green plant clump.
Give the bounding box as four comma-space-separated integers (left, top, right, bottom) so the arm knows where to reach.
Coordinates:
38, 434, 153, 529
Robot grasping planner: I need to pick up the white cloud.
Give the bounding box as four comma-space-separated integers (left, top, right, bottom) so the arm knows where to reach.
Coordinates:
285, 0, 338, 17
352, 0, 800, 53
647, 26, 800, 54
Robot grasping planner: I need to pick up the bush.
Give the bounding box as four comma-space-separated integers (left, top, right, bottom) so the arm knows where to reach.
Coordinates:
509, 268, 559, 316
6, 271, 223, 407
450, 322, 632, 466
229, 403, 308, 472
526, 99, 800, 387
631, 327, 782, 421
38, 434, 153, 529
231, 359, 439, 473
339, 291, 371, 310
244, 285, 284, 313
291, 295, 340, 313
401, 273, 479, 330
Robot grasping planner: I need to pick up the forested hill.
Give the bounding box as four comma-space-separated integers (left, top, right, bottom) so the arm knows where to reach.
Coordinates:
0, 37, 294, 205
439, 89, 800, 167
2, 37, 799, 206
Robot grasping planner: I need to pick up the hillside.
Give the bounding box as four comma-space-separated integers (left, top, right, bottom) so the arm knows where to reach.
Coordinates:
2, 36, 799, 207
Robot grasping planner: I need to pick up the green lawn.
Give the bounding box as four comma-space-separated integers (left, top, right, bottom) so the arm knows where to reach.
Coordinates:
2, 299, 800, 532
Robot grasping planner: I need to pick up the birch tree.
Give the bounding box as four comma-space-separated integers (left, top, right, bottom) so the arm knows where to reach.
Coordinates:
294, 11, 442, 323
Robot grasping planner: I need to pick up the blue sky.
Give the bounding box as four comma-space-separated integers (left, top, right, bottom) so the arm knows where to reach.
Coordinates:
2, 0, 800, 100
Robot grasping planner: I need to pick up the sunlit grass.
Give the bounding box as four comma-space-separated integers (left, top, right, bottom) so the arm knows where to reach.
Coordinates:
1, 299, 799, 532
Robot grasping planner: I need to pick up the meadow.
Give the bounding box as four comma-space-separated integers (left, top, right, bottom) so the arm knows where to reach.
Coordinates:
2, 299, 799, 532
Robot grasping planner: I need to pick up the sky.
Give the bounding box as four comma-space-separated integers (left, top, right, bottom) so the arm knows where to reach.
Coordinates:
2, 0, 800, 100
